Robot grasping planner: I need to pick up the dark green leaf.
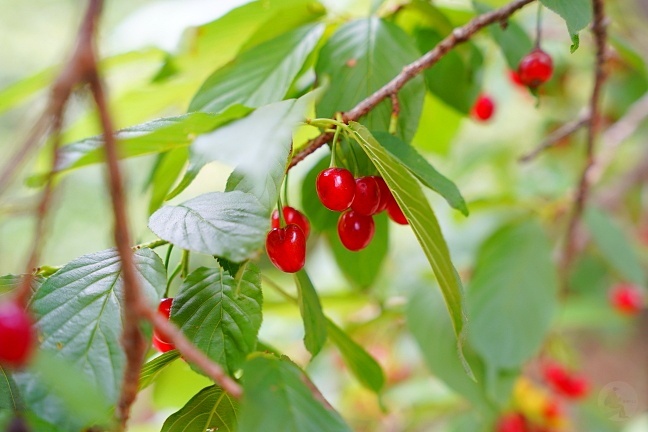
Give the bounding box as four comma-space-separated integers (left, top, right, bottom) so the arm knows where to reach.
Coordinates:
584, 207, 645, 285
0, 366, 23, 412
326, 319, 385, 393
171, 263, 263, 374
328, 212, 389, 288
467, 220, 558, 369
139, 351, 181, 390
189, 23, 324, 113
294, 270, 328, 357
541, 0, 593, 51
238, 354, 351, 432
372, 131, 468, 216
316, 18, 425, 143
149, 191, 268, 262
349, 123, 468, 348
161, 385, 238, 432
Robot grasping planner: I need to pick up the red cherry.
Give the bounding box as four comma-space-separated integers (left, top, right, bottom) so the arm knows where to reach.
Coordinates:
153, 297, 175, 352
316, 168, 355, 211
337, 210, 375, 251
543, 399, 562, 420
509, 70, 524, 87
542, 363, 589, 400
373, 177, 391, 213
609, 283, 644, 315
495, 413, 528, 432
386, 195, 408, 225
271, 206, 311, 239
0, 300, 35, 368
472, 94, 495, 121
563, 375, 589, 399
266, 224, 306, 273
518, 49, 553, 88
351, 176, 382, 216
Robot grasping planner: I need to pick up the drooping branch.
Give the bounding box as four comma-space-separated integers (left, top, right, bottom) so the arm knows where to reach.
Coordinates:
289, 0, 537, 169
560, 0, 609, 274
519, 111, 591, 162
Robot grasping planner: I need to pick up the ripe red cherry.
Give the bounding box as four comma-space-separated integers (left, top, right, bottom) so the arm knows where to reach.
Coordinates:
509, 70, 524, 87
472, 94, 495, 121
351, 176, 382, 216
316, 168, 355, 211
153, 298, 175, 353
518, 49, 553, 88
0, 300, 35, 368
609, 283, 644, 315
495, 413, 527, 432
542, 363, 589, 399
271, 206, 311, 239
386, 195, 408, 225
266, 224, 306, 273
372, 177, 391, 213
338, 210, 375, 251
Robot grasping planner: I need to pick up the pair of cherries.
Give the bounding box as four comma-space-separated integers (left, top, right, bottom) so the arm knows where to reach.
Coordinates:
316, 168, 407, 252
0, 299, 35, 368
265, 207, 310, 273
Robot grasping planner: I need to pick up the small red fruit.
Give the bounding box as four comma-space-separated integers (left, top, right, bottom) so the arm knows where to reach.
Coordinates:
609, 283, 644, 315
518, 49, 553, 88
0, 300, 35, 368
472, 94, 495, 121
271, 206, 311, 239
316, 168, 355, 211
153, 298, 175, 353
337, 210, 375, 251
266, 224, 306, 273
495, 413, 528, 432
509, 70, 524, 87
373, 177, 391, 213
542, 363, 589, 400
386, 195, 408, 225
351, 176, 382, 216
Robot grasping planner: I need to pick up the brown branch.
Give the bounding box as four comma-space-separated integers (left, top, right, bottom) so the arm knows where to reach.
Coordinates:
288, 0, 537, 169
519, 111, 591, 162
561, 0, 608, 275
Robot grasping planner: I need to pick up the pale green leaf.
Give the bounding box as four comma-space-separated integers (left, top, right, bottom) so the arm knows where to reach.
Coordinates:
294, 270, 328, 357
541, 0, 593, 51
0, 366, 23, 413
139, 351, 181, 390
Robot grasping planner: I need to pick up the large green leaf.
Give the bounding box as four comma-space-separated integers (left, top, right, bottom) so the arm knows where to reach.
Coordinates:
540, 0, 592, 50
171, 263, 263, 375
584, 207, 645, 285
467, 220, 558, 369
0, 366, 22, 413
349, 123, 467, 344
412, 93, 462, 155
161, 385, 238, 432
149, 191, 268, 262
189, 23, 324, 113
139, 351, 181, 390
372, 131, 468, 216
315, 18, 425, 143
238, 354, 351, 432
328, 212, 389, 288
294, 270, 328, 357
326, 319, 385, 393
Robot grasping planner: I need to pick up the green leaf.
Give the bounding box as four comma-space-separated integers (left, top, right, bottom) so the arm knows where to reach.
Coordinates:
412, 93, 462, 155
149, 191, 268, 262
326, 319, 385, 393
584, 207, 645, 285
372, 131, 468, 216
147, 148, 189, 214
294, 270, 328, 357
348, 123, 467, 345
190, 93, 321, 211
328, 212, 389, 288
0, 274, 44, 301
0, 366, 23, 413
315, 17, 425, 143
139, 351, 181, 390
189, 23, 324, 113
301, 154, 339, 232
171, 263, 263, 374
238, 354, 351, 432
15, 248, 166, 429
467, 220, 558, 369
161, 385, 239, 432
540, 0, 593, 51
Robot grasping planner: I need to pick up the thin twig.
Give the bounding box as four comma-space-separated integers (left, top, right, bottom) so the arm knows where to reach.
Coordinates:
288, 0, 537, 169
519, 112, 591, 162
561, 0, 608, 275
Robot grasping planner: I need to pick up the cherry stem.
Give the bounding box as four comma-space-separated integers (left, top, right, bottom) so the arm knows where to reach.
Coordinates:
276, 195, 286, 227
282, 171, 290, 208
163, 244, 174, 271
165, 262, 182, 298
180, 250, 190, 279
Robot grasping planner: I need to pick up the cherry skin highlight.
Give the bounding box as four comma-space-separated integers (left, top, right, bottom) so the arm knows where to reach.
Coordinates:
609, 283, 644, 315
316, 168, 355, 211
351, 176, 382, 216
271, 206, 311, 239
0, 300, 35, 368
386, 195, 408, 225
472, 94, 495, 121
266, 224, 306, 273
518, 49, 553, 88
337, 210, 375, 251
153, 297, 175, 353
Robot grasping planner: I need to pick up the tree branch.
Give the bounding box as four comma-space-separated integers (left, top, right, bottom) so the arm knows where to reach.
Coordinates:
519, 111, 591, 162
289, 0, 537, 169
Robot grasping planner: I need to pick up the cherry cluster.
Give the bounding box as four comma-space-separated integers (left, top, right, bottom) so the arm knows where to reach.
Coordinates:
316, 167, 408, 250
266, 206, 310, 274
0, 299, 35, 369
